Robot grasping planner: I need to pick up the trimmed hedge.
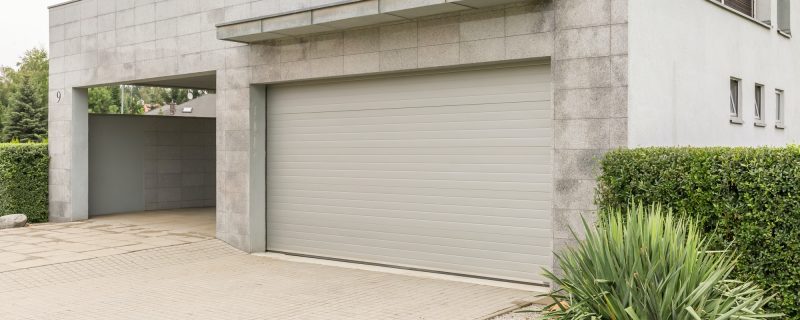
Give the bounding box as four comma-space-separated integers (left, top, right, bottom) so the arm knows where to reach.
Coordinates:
597, 147, 800, 318
0, 143, 48, 223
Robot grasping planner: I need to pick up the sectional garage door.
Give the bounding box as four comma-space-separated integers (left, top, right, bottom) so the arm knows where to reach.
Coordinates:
266, 63, 553, 283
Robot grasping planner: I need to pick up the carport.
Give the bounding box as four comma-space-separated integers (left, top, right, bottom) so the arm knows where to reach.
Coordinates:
85, 73, 217, 229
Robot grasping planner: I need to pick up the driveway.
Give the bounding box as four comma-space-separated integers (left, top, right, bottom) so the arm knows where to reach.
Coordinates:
0, 209, 541, 320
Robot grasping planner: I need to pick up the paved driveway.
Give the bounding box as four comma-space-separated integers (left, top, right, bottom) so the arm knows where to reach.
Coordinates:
0, 210, 540, 320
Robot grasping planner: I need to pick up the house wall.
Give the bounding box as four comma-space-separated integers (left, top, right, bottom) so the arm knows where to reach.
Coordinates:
629, 0, 800, 147
88, 115, 215, 216
48, 0, 629, 258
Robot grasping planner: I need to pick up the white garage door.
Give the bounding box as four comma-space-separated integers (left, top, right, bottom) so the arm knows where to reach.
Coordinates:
266, 63, 553, 284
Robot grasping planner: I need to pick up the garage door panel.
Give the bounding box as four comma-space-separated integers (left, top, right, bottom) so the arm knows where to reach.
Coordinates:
269, 176, 551, 192
269, 162, 552, 174
271, 74, 552, 102
269, 182, 551, 200
267, 239, 548, 283
273, 216, 552, 246
271, 101, 550, 123
269, 228, 550, 266
269, 110, 552, 128
269, 201, 551, 225
270, 198, 548, 220
270, 70, 550, 107
267, 64, 553, 283
270, 146, 550, 156
269, 92, 551, 115
271, 120, 549, 137
268, 189, 551, 210
269, 154, 551, 165
270, 129, 553, 142
270, 169, 551, 183
268, 138, 552, 149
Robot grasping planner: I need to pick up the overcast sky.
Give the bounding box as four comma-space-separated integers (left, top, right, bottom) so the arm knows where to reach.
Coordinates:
0, 0, 63, 68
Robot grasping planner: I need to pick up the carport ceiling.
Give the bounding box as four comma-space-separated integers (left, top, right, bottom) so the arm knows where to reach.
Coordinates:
131, 72, 216, 90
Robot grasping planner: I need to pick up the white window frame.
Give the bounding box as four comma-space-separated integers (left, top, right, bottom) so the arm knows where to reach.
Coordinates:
754, 84, 766, 126
776, 89, 785, 128
730, 78, 743, 124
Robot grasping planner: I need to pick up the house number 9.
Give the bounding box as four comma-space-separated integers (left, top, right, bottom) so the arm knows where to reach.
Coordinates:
56, 91, 62, 103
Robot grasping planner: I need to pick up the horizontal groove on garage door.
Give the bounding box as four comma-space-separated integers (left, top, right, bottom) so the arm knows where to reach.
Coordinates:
267, 63, 553, 284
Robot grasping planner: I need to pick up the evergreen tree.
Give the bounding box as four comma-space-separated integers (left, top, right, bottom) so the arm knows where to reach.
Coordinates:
2, 76, 46, 142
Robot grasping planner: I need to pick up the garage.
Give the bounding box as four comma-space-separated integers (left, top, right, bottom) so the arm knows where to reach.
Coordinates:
266, 63, 553, 284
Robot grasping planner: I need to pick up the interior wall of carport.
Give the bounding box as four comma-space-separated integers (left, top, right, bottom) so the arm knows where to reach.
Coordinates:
88, 115, 216, 216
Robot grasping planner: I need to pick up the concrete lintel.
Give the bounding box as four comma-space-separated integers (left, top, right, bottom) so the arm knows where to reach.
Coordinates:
217, 0, 517, 43
448, 0, 529, 8
382, 1, 470, 19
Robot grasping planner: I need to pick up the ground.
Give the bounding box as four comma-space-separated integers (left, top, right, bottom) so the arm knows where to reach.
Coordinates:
0, 209, 542, 319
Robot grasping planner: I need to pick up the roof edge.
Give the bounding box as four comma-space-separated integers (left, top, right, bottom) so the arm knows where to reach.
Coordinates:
48, 0, 82, 10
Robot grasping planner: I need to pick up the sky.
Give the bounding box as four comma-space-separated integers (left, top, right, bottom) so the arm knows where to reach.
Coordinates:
0, 0, 63, 68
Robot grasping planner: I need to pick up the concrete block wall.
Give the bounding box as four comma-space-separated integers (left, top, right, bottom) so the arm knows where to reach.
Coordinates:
50, 0, 629, 258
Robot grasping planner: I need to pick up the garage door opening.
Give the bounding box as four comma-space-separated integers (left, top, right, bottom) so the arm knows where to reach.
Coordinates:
265, 63, 553, 285
87, 73, 216, 235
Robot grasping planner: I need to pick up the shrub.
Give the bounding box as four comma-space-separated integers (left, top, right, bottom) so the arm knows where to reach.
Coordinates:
544, 204, 780, 320
597, 147, 800, 317
0, 143, 48, 223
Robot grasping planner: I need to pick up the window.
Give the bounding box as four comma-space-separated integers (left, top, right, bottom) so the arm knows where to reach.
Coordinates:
755, 84, 765, 126
776, 89, 785, 128
730, 78, 743, 123
723, 0, 755, 17
778, 0, 791, 35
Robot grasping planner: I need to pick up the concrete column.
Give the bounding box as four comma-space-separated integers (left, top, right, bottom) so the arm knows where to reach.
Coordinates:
216, 67, 266, 253
49, 87, 89, 222
550, 0, 629, 275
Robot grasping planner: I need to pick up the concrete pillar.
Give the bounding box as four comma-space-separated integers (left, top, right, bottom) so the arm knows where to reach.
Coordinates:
550, 0, 629, 275
49, 87, 89, 222
216, 67, 266, 253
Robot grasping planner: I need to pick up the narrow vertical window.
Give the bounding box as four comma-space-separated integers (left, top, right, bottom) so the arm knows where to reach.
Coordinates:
730, 78, 742, 124
776, 89, 785, 128
778, 0, 791, 35
755, 84, 765, 126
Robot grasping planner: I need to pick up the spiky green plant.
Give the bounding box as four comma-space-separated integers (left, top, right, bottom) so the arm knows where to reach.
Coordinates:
542, 204, 782, 320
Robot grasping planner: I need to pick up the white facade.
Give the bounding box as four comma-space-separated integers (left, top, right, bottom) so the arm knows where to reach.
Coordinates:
629, 0, 800, 147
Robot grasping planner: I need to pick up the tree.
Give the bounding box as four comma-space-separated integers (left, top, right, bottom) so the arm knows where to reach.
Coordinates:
2, 76, 46, 142
0, 48, 49, 140
88, 86, 118, 114
88, 85, 211, 115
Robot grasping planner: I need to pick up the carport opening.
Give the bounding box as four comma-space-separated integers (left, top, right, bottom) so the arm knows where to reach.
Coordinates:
86, 72, 216, 236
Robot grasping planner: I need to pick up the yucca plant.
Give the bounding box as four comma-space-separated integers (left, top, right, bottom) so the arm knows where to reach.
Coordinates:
541, 204, 782, 320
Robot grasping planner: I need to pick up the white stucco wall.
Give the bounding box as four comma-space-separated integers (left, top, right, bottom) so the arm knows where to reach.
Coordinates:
629, 0, 800, 147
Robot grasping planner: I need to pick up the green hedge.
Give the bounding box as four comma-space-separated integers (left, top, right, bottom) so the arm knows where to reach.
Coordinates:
597, 147, 800, 318
0, 143, 48, 223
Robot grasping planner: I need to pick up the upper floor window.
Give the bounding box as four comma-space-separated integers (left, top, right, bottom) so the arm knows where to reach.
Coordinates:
722, 0, 755, 17
778, 0, 791, 34
755, 84, 766, 126
713, 0, 772, 24
730, 78, 743, 124
776, 89, 785, 128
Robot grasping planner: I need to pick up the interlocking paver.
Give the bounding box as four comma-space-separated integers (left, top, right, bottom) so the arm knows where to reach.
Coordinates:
0, 209, 540, 319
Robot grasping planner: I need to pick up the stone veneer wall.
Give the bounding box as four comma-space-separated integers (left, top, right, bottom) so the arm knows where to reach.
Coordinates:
49, 0, 628, 257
